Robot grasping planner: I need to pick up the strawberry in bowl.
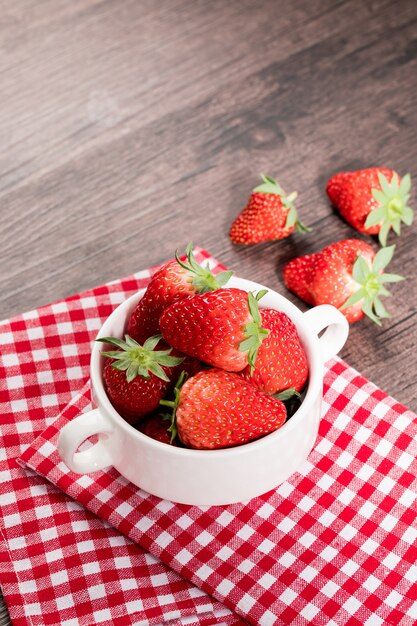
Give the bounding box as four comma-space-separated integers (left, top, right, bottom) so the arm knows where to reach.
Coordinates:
57, 248, 349, 505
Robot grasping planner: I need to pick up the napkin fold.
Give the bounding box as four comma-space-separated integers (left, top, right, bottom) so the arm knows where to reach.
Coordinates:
2, 249, 417, 626
0, 249, 242, 626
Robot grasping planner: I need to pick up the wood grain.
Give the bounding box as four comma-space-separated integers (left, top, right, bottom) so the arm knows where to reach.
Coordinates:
1, 0, 416, 409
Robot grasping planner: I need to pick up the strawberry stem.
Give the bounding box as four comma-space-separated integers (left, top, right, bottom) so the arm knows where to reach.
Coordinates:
97, 334, 183, 383
365, 172, 413, 246
341, 245, 405, 325
175, 242, 233, 293
159, 371, 187, 442
239, 290, 270, 374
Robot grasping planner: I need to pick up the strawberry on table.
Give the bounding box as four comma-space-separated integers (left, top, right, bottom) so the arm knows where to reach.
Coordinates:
159, 287, 270, 372
240, 309, 308, 394
127, 243, 233, 344
161, 368, 287, 450
97, 334, 198, 423
283, 239, 404, 325
326, 167, 413, 246
229, 174, 311, 244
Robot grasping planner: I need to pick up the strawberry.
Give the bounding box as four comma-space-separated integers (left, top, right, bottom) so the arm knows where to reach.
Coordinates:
326, 168, 413, 246
283, 239, 404, 325
240, 309, 308, 394
229, 174, 311, 244
161, 368, 287, 450
97, 334, 197, 423
137, 413, 179, 445
127, 243, 233, 344
159, 288, 270, 372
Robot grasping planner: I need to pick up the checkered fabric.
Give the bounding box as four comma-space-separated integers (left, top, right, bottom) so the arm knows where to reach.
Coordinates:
18, 359, 417, 626
0, 248, 244, 626
2, 250, 417, 626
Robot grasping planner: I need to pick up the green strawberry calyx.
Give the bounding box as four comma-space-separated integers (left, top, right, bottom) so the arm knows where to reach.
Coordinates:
175, 242, 233, 293
97, 334, 183, 382
273, 387, 301, 401
254, 174, 312, 234
239, 290, 271, 374
159, 370, 187, 443
365, 172, 413, 246
341, 245, 405, 325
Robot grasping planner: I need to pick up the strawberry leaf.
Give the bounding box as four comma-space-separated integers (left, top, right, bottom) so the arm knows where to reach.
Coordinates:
285, 206, 298, 228
402, 206, 414, 226
175, 243, 233, 293
378, 221, 391, 247
352, 255, 371, 283
111, 360, 130, 371
247, 291, 262, 324
341, 288, 365, 309
373, 297, 390, 319
379, 273, 404, 283
159, 371, 187, 443
283, 192, 312, 233
341, 247, 405, 325
362, 300, 382, 325
368, 172, 414, 245
126, 362, 140, 383
240, 291, 270, 374
399, 173, 411, 195
392, 219, 401, 236
142, 334, 163, 350
254, 174, 286, 195
97, 336, 130, 350
274, 388, 300, 401
148, 362, 170, 382
99, 334, 182, 383
372, 245, 395, 272
294, 219, 313, 233
364, 205, 385, 227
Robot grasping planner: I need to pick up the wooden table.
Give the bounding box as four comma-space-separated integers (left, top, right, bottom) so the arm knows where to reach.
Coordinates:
0, 0, 416, 621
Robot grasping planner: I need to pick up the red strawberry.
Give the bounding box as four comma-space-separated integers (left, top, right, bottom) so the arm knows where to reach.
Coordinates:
159, 288, 270, 372
162, 368, 287, 450
137, 413, 178, 445
98, 334, 197, 423
127, 243, 233, 343
229, 174, 311, 244
326, 168, 413, 246
240, 309, 308, 394
283, 239, 404, 325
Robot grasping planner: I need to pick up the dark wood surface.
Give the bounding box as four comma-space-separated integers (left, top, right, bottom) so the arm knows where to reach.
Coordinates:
1, 0, 416, 411
1, 0, 416, 621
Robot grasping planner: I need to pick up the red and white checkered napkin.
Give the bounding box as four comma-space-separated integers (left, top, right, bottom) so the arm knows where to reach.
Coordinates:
0, 248, 243, 626
17, 360, 417, 626
2, 251, 417, 626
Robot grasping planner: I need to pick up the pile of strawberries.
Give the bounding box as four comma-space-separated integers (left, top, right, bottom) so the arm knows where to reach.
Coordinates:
229, 168, 413, 325
100, 166, 413, 450
99, 245, 308, 449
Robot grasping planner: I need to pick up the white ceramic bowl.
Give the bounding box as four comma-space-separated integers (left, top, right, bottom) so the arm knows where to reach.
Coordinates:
57, 277, 349, 505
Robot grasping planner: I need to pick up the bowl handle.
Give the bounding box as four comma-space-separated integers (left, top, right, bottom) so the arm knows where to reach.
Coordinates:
57, 409, 115, 474
302, 304, 349, 363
